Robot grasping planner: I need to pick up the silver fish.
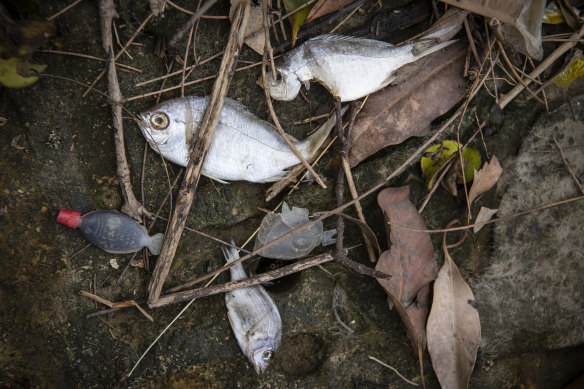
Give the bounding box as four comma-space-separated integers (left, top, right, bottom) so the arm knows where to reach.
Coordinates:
266, 30, 458, 102
222, 241, 282, 373
138, 96, 339, 183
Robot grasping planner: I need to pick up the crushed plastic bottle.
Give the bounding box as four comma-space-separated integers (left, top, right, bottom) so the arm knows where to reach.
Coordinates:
254, 202, 336, 260
57, 209, 163, 255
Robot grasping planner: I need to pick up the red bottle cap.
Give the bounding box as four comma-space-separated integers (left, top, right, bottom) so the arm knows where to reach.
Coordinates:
57, 209, 81, 228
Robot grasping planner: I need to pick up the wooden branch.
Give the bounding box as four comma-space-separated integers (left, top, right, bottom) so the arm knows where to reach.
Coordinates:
149, 252, 336, 308
98, 0, 150, 221
168, 0, 220, 47
147, 0, 251, 307
499, 23, 584, 109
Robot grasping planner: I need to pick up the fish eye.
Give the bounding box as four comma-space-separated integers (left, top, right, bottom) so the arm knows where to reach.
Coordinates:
261, 350, 274, 363
150, 112, 169, 130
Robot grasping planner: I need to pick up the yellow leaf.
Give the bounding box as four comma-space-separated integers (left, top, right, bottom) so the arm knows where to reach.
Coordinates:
283, 0, 314, 47
0, 57, 46, 88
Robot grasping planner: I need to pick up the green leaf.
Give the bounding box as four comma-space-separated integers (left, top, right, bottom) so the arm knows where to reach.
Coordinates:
421, 140, 480, 189
0, 57, 47, 88
283, 0, 314, 47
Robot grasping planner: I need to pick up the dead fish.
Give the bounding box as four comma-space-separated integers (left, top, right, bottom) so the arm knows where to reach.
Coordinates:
266, 31, 458, 102
138, 96, 340, 183
222, 241, 282, 373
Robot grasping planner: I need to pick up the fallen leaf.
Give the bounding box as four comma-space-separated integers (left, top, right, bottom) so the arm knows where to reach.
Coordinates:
439, 0, 525, 25
426, 244, 480, 389
347, 41, 467, 167
468, 156, 503, 204
0, 57, 47, 88
474, 207, 497, 233
305, 0, 355, 23
230, 0, 265, 55
376, 187, 437, 350
283, 0, 314, 47
421, 141, 481, 190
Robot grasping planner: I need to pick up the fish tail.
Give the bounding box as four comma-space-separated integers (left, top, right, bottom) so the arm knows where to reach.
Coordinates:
298, 105, 350, 158
221, 239, 240, 264
412, 39, 456, 60
147, 233, 164, 255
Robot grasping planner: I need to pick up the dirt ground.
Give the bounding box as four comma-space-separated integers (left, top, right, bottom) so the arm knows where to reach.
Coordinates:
1, 0, 584, 388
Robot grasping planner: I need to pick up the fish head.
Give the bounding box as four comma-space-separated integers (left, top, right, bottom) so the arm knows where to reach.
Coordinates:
138, 97, 203, 165
266, 69, 301, 101
249, 345, 276, 374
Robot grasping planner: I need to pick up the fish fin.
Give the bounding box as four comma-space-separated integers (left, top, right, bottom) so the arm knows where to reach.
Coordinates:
221, 239, 239, 264
296, 105, 349, 159
147, 233, 164, 255
321, 229, 337, 246
412, 38, 456, 60
309, 34, 395, 48
202, 172, 230, 184
303, 80, 310, 91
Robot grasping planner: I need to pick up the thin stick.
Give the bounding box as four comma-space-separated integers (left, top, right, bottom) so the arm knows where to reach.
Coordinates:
497, 41, 546, 105
166, 0, 227, 18
47, 0, 84, 21
553, 137, 584, 195
149, 252, 336, 307
293, 113, 330, 125
499, 23, 584, 109
369, 355, 419, 386
80, 291, 153, 322
38, 49, 141, 72
341, 101, 377, 263
83, 12, 153, 98
181, 25, 195, 97
261, 2, 326, 189
98, 0, 150, 220
168, 0, 220, 47
392, 195, 584, 234
147, 1, 251, 306
329, 3, 363, 33
135, 51, 222, 87
463, 17, 480, 65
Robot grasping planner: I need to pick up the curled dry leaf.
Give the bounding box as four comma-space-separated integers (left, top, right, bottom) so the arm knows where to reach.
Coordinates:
305, 0, 356, 23
474, 207, 498, 233
440, 0, 525, 25
426, 245, 480, 389
376, 187, 437, 350
468, 156, 503, 205
230, 0, 265, 55
347, 41, 467, 167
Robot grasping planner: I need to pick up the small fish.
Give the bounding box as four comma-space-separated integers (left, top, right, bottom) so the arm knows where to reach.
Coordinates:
138, 96, 339, 183
266, 10, 466, 102
222, 241, 282, 373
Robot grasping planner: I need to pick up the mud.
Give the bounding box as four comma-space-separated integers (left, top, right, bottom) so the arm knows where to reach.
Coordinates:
1, 0, 584, 388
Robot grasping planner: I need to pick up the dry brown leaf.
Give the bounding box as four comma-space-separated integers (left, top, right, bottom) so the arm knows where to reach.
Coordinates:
376, 186, 437, 350
305, 0, 355, 23
426, 245, 480, 389
230, 0, 265, 54
468, 156, 503, 204
440, 0, 525, 25
474, 207, 497, 233
348, 41, 467, 167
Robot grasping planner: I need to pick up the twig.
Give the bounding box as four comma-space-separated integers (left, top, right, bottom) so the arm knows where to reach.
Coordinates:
168, 0, 220, 47
499, 23, 584, 109
80, 291, 153, 322
149, 252, 336, 307
392, 195, 584, 234
166, 0, 227, 18
147, 0, 251, 306
83, 12, 153, 97
47, 0, 84, 21
98, 0, 150, 221
497, 41, 546, 105
341, 100, 377, 263
334, 98, 345, 262
38, 49, 141, 72
463, 17, 480, 65
329, 2, 363, 33
135, 51, 222, 87
261, 1, 326, 189
553, 137, 584, 195
293, 113, 329, 125
369, 355, 419, 386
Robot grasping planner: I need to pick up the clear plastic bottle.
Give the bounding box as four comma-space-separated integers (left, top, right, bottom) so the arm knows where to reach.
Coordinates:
57, 209, 163, 255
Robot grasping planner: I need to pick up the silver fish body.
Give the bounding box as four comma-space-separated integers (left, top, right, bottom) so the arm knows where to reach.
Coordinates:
138, 96, 338, 183
223, 242, 282, 373
266, 33, 456, 102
